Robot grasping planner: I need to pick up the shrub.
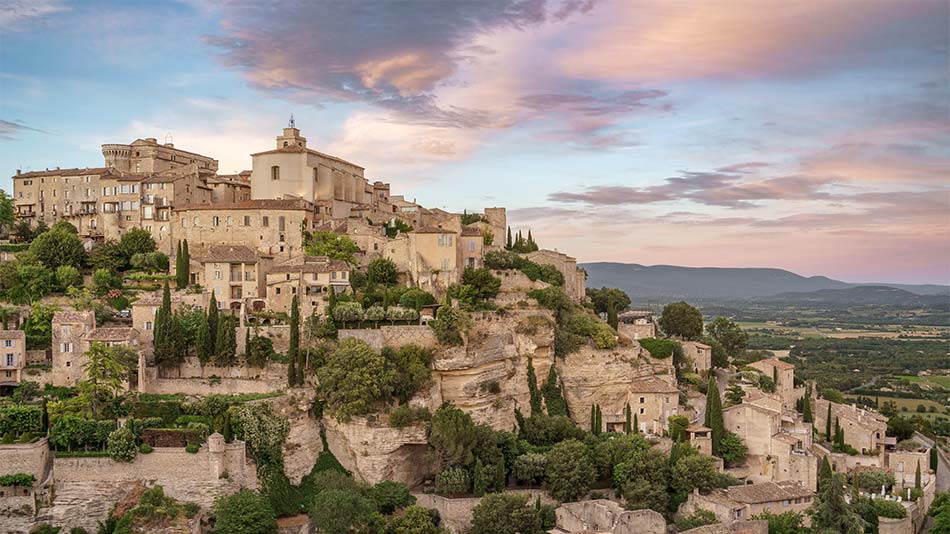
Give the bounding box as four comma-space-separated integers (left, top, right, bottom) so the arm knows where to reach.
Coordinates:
92, 268, 122, 296
874, 498, 907, 519
855, 470, 895, 492
309, 489, 383, 534
521, 415, 585, 447
0, 473, 36, 486
138, 443, 153, 454
55, 265, 82, 289
398, 288, 436, 310
213, 489, 278, 534
107, 427, 137, 462
185, 443, 200, 453
545, 439, 596, 502
388, 405, 431, 428
675, 509, 719, 531
470, 492, 543, 534
383, 344, 434, 404
436, 467, 471, 496
370, 480, 416, 514
429, 306, 470, 346
638, 338, 677, 359
513, 453, 547, 485
317, 338, 390, 420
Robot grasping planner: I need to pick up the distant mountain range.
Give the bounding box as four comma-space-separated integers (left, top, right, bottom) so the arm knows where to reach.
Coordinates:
581, 262, 950, 302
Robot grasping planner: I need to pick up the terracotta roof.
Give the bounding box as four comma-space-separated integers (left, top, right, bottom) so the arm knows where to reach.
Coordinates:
628, 375, 679, 394
412, 226, 456, 234
682, 340, 711, 350
460, 226, 482, 236
174, 198, 313, 211
53, 311, 95, 324
199, 245, 259, 263
133, 294, 182, 306
758, 357, 794, 370
0, 330, 25, 340
15, 167, 113, 178
85, 327, 138, 342
722, 481, 813, 504
250, 145, 364, 170
269, 258, 350, 274
723, 401, 781, 416
142, 175, 184, 184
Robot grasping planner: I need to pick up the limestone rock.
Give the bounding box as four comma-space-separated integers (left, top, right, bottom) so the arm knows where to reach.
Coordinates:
322, 416, 430, 486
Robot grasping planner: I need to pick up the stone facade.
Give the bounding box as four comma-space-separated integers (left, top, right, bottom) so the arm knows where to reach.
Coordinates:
748, 358, 796, 409
523, 249, 586, 302
680, 481, 814, 523
555, 500, 666, 534
813, 398, 888, 454
0, 330, 26, 387
618, 310, 655, 340
264, 255, 350, 318
682, 340, 712, 373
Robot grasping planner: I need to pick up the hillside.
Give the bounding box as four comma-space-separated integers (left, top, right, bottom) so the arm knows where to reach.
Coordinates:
581, 262, 949, 301
766, 285, 949, 307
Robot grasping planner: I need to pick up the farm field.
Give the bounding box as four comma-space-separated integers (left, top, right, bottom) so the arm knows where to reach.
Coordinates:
896, 375, 950, 390
845, 395, 948, 420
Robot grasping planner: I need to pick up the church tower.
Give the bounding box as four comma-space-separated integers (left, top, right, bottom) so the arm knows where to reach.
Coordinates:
276, 115, 307, 149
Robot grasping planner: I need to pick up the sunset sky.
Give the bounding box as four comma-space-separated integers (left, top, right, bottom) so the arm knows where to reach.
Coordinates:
1, 0, 947, 284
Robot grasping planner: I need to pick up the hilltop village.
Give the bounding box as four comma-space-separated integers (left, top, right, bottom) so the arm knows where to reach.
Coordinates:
0, 124, 944, 534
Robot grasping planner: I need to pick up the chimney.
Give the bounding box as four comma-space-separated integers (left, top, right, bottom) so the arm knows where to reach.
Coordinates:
16, 169, 20, 176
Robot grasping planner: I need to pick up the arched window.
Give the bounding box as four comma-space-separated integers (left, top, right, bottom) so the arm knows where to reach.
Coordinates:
271, 166, 280, 180
283, 141, 288, 147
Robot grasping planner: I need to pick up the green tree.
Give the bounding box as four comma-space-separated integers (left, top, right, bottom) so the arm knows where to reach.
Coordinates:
544, 439, 596, 502
88, 240, 124, 271
675, 510, 718, 531
933, 447, 940, 474
541, 365, 568, 417
106, 425, 137, 462
367, 258, 399, 286
704, 377, 724, 456
80, 342, 135, 417
205, 293, 219, 359
586, 287, 631, 315
808, 473, 865, 534
288, 295, 300, 386
54, 265, 82, 290
310, 489, 384, 534
706, 317, 748, 357
670, 453, 721, 497
526, 358, 542, 416
429, 405, 479, 469
825, 402, 832, 441
703, 337, 730, 368
153, 280, 183, 367
118, 227, 157, 266
606, 301, 618, 330
215, 316, 237, 366
752, 510, 806, 534
0, 189, 14, 234
387, 505, 447, 534
718, 431, 747, 466
659, 301, 703, 340
213, 490, 278, 534
916, 459, 922, 490
802, 393, 813, 423
317, 338, 390, 421
29, 225, 85, 269
303, 230, 360, 264
818, 456, 833, 491
196, 310, 213, 364
470, 493, 543, 534
505, 226, 513, 250
370, 480, 415, 514
624, 403, 632, 434
383, 344, 434, 404
175, 240, 189, 289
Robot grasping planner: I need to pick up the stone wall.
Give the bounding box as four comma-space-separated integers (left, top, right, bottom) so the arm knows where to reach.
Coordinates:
242, 325, 292, 354
140, 357, 287, 395
21, 366, 52, 387
413, 490, 555, 534
555, 499, 666, 534
338, 325, 438, 351
0, 438, 50, 481
878, 515, 912, 534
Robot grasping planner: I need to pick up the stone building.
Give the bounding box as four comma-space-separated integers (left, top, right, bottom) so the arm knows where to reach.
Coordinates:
264, 255, 351, 317
813, 398, 889, 454
102, 137, 218, 175
680, 481, 814, 523
625, 375, 680, 435
194, 245, 265, 311
522, 249, 586, 301
13, 167, 114, 227
174, 198, 315, 259
459, 226, 484, 269
0, 330, 26, 389
748, 358, 797, 409
207, 172, 251, 203
382, 226, 461, 295
618, 310, 655, 340
681, 340, 712, 373
51, 311, 138, 387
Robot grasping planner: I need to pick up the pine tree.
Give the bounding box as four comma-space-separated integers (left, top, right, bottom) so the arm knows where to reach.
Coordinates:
624, 403, 631, 434
526, 358, 542, 416
205, 293, 219, 358
704, 376, 724, 456
633, 413, 639, 434
825, 402, 833, 441
802, 391, 813, 423
288, 295, 300, 386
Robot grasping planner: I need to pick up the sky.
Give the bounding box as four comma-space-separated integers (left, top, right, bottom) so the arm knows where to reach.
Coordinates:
0, 0, 948, 284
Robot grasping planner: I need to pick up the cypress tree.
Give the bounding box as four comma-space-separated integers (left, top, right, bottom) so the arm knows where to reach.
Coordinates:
825, 402, 832, 441
633, 413, 639, 434
175, 240, 184, 288
41, 399, 49, 433
205, 293, 219, 358
526, 358, 542, 416
607, 301, 618, 330
594, 405, 602, 435
288, 295, 300, 386
153, 280, 175, 366
196, 312, 212, 364
590, 405, 597, 433
506, 226, 512, 250
932, 447, 939, 474
915, 460, 921, 490
182, 240, 190, 279
802, 392, 813, 423
818, 455, 833, 491
704, 376, 724, 456
215, 316, 236, 366
624, 403, 631, 434
541, 365, 568, 417
222, 411, 233, 443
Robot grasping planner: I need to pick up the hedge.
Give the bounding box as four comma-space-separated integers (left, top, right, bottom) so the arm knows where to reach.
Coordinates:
0, 473, 36, 487
131, 401, 183, 426
638, 338, 678, 359
0, 405, 43, 437
141, 428, 205, 448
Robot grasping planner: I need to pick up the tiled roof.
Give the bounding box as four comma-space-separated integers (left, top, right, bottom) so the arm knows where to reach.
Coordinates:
628, 375, 679, 394
682, 340, 711, 350
722, 481, 812, 504
412, 226, 456, 234
133, 294, 182, 306
199, 245, 259, 263
174, 199, 313, 211
758, 357, 794, 370
460, 226, 482, 236
723, 401, 781, 416
15, 167, 113, 178
269, 258, 350, 274
0, 330, 25, 340
85, 327, 138, 342
523, 249, 577, 262
53, 311, 95, 324
250, 145, 364, 170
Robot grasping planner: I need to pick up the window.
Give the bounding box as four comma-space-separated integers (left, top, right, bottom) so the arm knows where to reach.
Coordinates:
3, 340, 11, 347
227, 216, 233, 226
639, 408, 645, 414
639, 397, 645, 403
437, 234, 453, 247
468, 240, 476, 252
65, 361, 71, 367
313, 168, 318, 182
292, 287, 296, 294
276, 287, 281, 295
4, 354, 15, 367
331, 272, 336, 280
278, 216, 285, 231
441, 258, 450, 270
243, 215, 251, 226
262, 216, 269, 227
181, 217, 187, 228
212, 216, 220, 227
215, 271, 222, 280
145, 321, 153, 331
193, 217, 200, 226
271, 166, 280, 180
61, 342, 73, 353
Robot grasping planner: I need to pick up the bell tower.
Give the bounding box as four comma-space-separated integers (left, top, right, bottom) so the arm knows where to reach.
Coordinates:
276, 115, 307, 149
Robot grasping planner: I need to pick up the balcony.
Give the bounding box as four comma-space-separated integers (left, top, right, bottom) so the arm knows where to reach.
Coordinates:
16, 211, 35, 218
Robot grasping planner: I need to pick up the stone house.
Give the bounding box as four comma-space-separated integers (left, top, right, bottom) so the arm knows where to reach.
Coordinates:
264, 256, 351, 317
459, 225, 484, 269
748, 358, 797, 409
384, 226, 460, 295
813, 398, 888, 454
51, 311, 138, 387
618, 310, 656, 340
0, 330, 26, 389
625, 375, 680, 435
681, 340, 712, 373
194, 245, 265, 311
131, 293, 184, 346
680, 481, 814, 523
886, 448, 934, 492
206, 172, 251, 203
522, 249, 586, 301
